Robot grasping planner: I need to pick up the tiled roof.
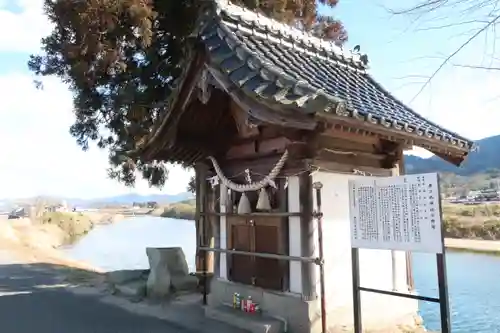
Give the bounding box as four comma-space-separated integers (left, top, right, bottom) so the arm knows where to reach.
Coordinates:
198, 0, 475, 153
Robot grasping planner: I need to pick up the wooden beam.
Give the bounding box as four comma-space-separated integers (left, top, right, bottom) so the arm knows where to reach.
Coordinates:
225, 137, 309, 161
323, 123, 380, 145
317, 147, 388, 163
230, 100, 260, 139
310, 159, 392, 177
315, 149, 386, 170
220, 156, 305, 182
318, 113, 469, 160
226, 142, 256, 159
315, 135, 377, 154
142, 50, 207, 160
378, 139, 401, 154
258, 137, 291, 153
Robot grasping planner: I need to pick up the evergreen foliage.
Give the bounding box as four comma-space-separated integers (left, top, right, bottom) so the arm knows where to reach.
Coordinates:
29, 0, 347, 188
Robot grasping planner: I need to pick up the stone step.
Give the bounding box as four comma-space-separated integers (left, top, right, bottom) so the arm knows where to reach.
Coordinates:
150, 299, 251, 333
205, 305, 284, 333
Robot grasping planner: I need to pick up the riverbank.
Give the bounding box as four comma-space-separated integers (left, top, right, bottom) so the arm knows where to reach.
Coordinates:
442, 203, 500, 239
0, 216, 245, 333
156, 201, 500, 255
445, 238, 500, 255
0, 211, 124, 268
39, 211, 125, 244
150, 200, 196, 220
0, 222, 103, 273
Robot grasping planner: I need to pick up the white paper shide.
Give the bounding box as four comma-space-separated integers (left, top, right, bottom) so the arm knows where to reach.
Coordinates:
348, 173, 443, 253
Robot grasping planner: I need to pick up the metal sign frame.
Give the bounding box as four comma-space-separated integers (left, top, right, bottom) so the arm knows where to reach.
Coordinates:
350, 173, 451, 333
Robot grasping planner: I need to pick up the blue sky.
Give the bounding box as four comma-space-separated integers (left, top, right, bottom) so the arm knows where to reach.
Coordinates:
0, 0, 498, 199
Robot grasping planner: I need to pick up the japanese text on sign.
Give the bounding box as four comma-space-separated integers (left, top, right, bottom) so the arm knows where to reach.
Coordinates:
348, 173, 443, 253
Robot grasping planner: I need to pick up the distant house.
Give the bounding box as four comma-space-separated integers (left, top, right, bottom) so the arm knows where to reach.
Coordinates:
467, 190, 480, 200
45, 201, 69, 213
478, 189, 500, 201
8, 207, 26, 219
147, 201, 158, 208
466, 189, 500, 202
132, 201, 159, 208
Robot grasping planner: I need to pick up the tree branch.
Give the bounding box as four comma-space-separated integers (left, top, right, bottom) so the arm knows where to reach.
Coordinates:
415, 20, 490, 31
410, 13, 500, 103
453, 64, 500, 70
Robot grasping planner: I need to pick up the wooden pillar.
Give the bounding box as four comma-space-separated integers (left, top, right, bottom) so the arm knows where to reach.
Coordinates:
205, 180, 216, 275
195, 163, 214, 275
212, 184, 221, 278
299, 168, 316, 300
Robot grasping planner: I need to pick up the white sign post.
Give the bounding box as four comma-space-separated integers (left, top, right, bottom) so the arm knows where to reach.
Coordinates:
348, 172, 450, 333
348, 172, 442, 253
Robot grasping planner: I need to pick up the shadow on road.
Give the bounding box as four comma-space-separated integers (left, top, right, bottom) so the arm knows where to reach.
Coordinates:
0, 262, 193, 333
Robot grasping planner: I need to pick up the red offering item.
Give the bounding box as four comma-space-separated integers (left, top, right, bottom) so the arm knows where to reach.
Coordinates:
246, 296, 253, 312
249, 302, 256, 313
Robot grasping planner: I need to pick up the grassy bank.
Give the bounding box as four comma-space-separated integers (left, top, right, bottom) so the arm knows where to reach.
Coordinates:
40, 212, 95, 244
32, 211, 124, 246
0, 212, 112, 270
158, 200, 500, 241
159, 200, 196, 220
443, 204, 500, 240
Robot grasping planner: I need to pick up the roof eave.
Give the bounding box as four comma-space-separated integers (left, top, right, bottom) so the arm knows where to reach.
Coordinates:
434, 150, 469, 166
126, 48, 207, 163
316, 112, 472, 165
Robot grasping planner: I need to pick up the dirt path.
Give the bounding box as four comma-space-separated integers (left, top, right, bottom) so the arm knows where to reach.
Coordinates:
0, 217, 248, 333
0, 255, 192, 333
0, 219, 194, 333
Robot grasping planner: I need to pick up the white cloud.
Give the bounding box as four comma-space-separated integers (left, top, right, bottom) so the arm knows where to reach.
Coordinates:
0, 1, 193, 199
0, 73, 193, 199
0, 0, 52, 53
384, 57, 500, 158
405, 67, 500, 141
0, 0, 496, 199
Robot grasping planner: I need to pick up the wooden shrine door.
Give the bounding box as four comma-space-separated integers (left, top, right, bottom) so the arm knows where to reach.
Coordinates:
230, 219, 254, 285
228, 217, 288, 291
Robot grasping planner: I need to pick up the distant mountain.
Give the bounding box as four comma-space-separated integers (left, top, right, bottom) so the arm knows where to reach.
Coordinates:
2, 192, 193, 209
404, 135, 500, 175
85, 192, 193, 207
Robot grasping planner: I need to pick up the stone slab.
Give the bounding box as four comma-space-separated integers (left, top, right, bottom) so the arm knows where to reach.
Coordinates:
107, 269, 148, 285
115, 280, 147, 299
205, 305, 284, 333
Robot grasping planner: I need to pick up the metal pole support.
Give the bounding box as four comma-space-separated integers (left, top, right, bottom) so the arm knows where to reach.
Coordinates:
313, 182, 327, 333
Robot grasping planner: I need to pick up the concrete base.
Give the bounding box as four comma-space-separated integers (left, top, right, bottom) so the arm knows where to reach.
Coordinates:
206, 305, 283, 333
207, 279, 420, 333
208, 278, 313, 333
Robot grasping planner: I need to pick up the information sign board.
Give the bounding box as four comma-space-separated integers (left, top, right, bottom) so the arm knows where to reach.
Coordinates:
348, 172, 442, 253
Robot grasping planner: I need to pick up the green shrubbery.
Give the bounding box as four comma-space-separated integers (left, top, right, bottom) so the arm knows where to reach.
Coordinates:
443, 204, 500, 240
160, 200, 195, 220
157, 200, 500, 240
41, 212, 94, 243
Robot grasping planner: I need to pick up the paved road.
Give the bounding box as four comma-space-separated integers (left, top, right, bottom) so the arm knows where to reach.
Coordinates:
0, 256, 193, 333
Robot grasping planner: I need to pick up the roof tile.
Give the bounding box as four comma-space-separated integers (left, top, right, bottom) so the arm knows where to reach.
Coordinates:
200, 0, 475, 153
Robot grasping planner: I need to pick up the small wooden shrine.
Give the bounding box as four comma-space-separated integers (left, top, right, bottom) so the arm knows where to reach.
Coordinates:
133, 1, 474, 332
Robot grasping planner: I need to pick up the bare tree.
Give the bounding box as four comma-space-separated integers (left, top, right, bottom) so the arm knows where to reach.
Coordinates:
30, 197, 46, 224
389, 0, 500, 99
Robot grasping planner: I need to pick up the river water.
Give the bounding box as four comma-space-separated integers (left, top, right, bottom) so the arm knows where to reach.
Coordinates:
64, 217, 499, 332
